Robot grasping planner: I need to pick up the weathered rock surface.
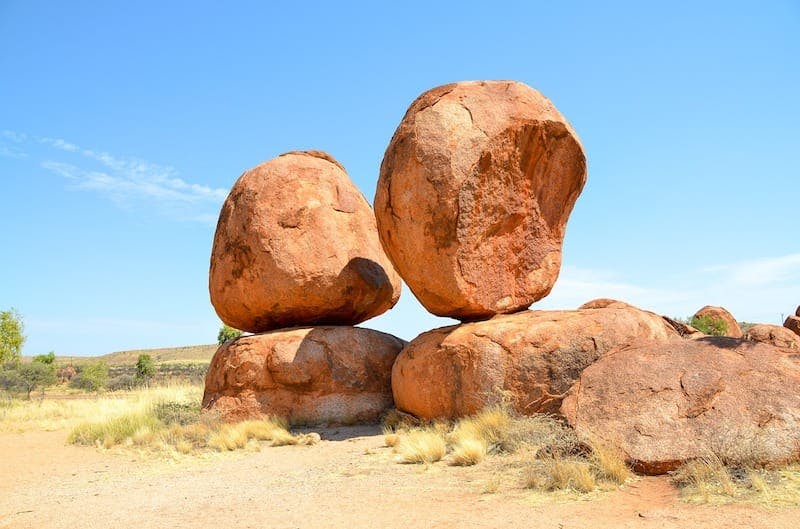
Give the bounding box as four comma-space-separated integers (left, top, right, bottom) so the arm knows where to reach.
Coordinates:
692, 305, 743, 338
210, 151, 401, 333
578, 298, 634, 310
203, 326, 406, 424
785, 315, 800, 337
662, 316, 705, 339
745, 324, 800, 350
375, 81, 587, 320
562, 337, 800, 474
796, 305, 800, 317
391, 306, 678, 420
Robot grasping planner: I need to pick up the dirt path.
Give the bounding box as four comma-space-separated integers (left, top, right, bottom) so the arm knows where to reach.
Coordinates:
1, 427, 797, 529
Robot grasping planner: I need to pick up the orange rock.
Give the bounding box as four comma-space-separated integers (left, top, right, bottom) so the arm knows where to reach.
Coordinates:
785, 315, 800, 337
210, 151, 401, 333
662, 316, 705, 339
578, 298, 633, 310
202, 326, 405, 424
562, 337, 800, 474
692, 305, 743, 338
375, 81, 587, 320
391, 306, 677, 420
744, 324, 800, 350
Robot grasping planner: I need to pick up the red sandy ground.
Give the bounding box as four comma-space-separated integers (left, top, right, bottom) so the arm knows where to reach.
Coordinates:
1, 426, 798, 529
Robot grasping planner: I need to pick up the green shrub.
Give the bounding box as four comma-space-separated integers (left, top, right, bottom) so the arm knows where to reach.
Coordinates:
217, 324, 242, 345
690, 314, 728, 336
70, 361, 109, 392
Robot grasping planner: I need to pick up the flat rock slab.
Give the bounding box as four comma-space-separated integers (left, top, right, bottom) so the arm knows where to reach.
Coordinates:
203, 326, 406, 424
562, 337, 800, 474
392, 306, 678, 420
375, 80, 587, 320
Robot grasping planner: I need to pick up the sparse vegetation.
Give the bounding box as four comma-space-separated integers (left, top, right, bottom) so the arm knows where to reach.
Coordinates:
64, 384, 318, 454
383, 406, 633, 495
689, 314, 728, 336
672, 455, 800, 506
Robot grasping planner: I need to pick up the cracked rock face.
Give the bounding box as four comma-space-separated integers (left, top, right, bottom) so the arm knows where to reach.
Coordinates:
561, 337, 800, 474
209, 151, 401, 333
374, 81, 587, 320
391, 306, 677, 420
202, 327, 406, 424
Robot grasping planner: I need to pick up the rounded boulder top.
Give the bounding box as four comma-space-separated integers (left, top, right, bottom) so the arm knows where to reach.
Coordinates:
374, 80, 587, 320
209, 151, 401, 333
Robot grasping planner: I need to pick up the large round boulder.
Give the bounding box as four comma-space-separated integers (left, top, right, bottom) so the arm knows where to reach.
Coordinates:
391, 306, 678, 420
202, 326, 406, 424
744, 324, 800, 350
210, 151, 401, 333
692, 305, 743, 338
561, 337, 800, 474
785, 315, 800, 337
375, 81, 587, 320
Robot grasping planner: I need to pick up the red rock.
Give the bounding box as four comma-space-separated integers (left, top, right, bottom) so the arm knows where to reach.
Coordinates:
692, 305, 743, 338
785, 315, 800, 337
202, 326, 405, 424
744, 324, 800, 350
562, 337, 800, 474
662, 316, 705, 339
375, 81, 587, 320
209, 151, 401, 333
578, 298, 633, 310
391, 306, 678, 420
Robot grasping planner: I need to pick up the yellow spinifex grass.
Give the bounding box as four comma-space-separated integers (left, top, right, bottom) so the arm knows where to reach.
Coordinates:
1, 384, 202, 433
396, 428, 447, 464
673, 457, 800, 507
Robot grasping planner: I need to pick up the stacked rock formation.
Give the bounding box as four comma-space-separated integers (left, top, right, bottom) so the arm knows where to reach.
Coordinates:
375, 81, 682, 419
202, 81, 800, 473
203, 151, 405, 424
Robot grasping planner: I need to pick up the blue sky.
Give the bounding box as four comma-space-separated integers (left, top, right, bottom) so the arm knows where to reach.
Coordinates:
1, 1, 798, 356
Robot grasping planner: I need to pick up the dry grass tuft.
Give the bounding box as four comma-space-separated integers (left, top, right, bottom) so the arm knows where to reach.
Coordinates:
396, 429, 447, 464
450, 437, 488, 466
672, 457, 800, 506
526, 458, 597, 493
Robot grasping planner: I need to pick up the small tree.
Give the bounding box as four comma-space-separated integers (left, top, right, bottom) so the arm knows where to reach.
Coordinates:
690, 314, 728, 336
217, 324, 242, 345
0, 308, 26, 364
71, 361, 109, 392
33, 351, 56, 366
17, 362, 57, 398
135, 354, 155, 385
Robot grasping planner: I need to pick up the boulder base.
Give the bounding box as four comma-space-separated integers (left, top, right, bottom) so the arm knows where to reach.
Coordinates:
375, 80, 587, 320
203, 326, 405, 424
391, 306, 678, 420
209, 151, 401, 333
562, 337, 800, 474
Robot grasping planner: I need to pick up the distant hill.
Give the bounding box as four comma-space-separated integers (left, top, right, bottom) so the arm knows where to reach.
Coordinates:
55, 344, 218, 366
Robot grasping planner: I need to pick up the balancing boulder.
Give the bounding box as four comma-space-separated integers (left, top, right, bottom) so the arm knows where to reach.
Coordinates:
375, 81, 587, 320
210, 151, 401, 333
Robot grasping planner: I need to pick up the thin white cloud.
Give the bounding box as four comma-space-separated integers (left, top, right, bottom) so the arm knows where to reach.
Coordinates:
702, 253, 800, 287
5, 130, 228, 224
1, 130, 27, 142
